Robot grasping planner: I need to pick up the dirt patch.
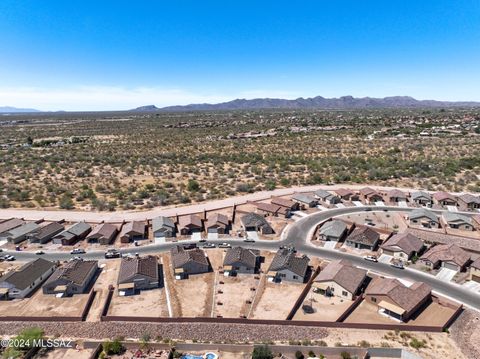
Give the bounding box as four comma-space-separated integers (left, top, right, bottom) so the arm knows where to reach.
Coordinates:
293, 292, 353, 322
37, 348, 93, 359
108, 287, 169, 317
214, 274, 261, 318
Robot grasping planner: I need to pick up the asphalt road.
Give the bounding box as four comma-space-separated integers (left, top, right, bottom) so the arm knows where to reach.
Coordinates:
5, 205, 480, 310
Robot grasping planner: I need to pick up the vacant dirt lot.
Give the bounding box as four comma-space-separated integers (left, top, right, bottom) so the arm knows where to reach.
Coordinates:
108, 286, 169, 317
213, 274, 261, 318
293, 291, 353, 322
85, 260, 119, 321
38, 348, 93, 359
0, 288, 90, 317
338, 211, 406, 232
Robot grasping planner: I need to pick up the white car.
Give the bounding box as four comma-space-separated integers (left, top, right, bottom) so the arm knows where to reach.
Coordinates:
363, 255, 378, 262
218, 243, 231, 248
70, 248, 86, 255
4, 255, 15, 261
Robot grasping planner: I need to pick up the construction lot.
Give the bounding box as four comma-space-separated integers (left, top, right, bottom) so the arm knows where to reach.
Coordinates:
337, 211, 407, 232
37, 348, 94, 359
292, 291, 353, 322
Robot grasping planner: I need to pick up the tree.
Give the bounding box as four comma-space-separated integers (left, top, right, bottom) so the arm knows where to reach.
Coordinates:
187, 179, 200, 192
102, 338, 123, 355
252, 345, 273, 359
295, 351, 304, 359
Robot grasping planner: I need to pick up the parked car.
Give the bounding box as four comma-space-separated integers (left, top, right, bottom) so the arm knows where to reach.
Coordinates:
218, 243, 231, 248
183, 243, 197, 250
104, 249, 121, 259
244, 237, 255, 243
35, 250, 45, 255
70, 256, 83, 261
363, 255, 378, 262
4, 255, 15, 261
391, 261, 404, 269
70, 248, 86, 255
201, 242, 216, 248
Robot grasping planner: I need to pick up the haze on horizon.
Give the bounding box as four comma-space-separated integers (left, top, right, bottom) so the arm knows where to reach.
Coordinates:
0, 0, 479, 111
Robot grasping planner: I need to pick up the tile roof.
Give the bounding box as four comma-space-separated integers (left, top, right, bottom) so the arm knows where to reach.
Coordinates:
420, 244, 470, 267
120, 221, 145, 237
29, 222, 64, 240
256, 202, 282, 214
381, 233, 424, 255
406, 228, 480, 252
458, 193, 480, 204
292, 193, 317, 204
315, 189, 335, 200
0, 258, 55, 290
118, 255, 159, 284
359, 187, 376, 196
206, 213, 229, 228
171, 245, 209, 268
179, 214, 203, 228
335, 188, 354, 197
67, 222, 91, 236
442, 212, 472, 225
319, 220, 347, 238
366, 277, 431, 313
316, 260, 367, 294
347, 226, 380, 246
411, 191, 432, 200
223, 246, 258, 269
87, 223, 118, 240
471, 257, 480, 270
45, 260, 97, 286
409, 208, 438, 223
387, 189, 407, 198
433, 191, 456, 201
0, 218, 25, 234
6, 222, 40, 238
152, 216, 176, 232
269, 248, 309, 277
241, 213, 271, 230
271, 197, 295, 208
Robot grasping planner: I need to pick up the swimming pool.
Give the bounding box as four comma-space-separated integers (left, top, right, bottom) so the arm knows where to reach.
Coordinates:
181, 353, 218, 359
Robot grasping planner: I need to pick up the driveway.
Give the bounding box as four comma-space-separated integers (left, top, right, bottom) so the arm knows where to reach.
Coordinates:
398, 201, 408, 208
462, 280, 480, 293
375, 201, 385, 206
335, 203, 345, 208
323, 241, 337, 250
207, 232, 218, 240
246, 231, 259, 241
352, 201, 363, 207
378, 254, 393, 264
446, 205, 458, 212
435, 267, 457, 282
316, 205, 329, 211
191, 232, 202, 241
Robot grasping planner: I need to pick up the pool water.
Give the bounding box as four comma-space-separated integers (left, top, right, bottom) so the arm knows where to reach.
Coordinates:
181, 355, 203, 359
206, 354, 217, 359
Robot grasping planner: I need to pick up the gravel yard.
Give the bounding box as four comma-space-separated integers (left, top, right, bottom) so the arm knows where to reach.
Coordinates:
293, 291, 353, 322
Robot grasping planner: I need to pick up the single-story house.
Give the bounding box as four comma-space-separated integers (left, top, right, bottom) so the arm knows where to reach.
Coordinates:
205, 213, 229, 234
420, 244, 470, 271
380, 233, 424, 260
345, 226, 380, 251
223, 246, 260, 275
313, 260, 367, 300
365, 277, 431, 322
314, 189, 341, 205
359, 187, 383, 204
26, 222, 64, 244
171, 245, 209, 278
473, 215, 480, 231
117, 255, 159, 294
408, 208, 440, 228
2, 222, 40, 244
469, 258, 480, 283
0, 258, 56, 299
411, 191, 433, 207
43, 259, 98, 296
119, 221, 146, 243
267, 248, 309, 283
152, 216, 176, 238
457, 193, 480, 211
240, 213, 274, 235
292, 193, 318, 208
0, 218, 25, 237
317, 220, 348, 242
385, 189, 408, 204
433, 191, 457, 207
442, 212, 474, 231
271, 197, 299, 211
255, 202, 290, 218
52, 222, 91, 245
334, 188, 359, 201
178, 214, 203, 235
86, 223, 118, 245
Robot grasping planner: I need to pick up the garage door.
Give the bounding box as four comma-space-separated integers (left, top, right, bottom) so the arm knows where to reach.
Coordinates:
472, 275, 480, 283
443, 262, 459, 271
383, 250, 394, 256
207, 228, 217, 233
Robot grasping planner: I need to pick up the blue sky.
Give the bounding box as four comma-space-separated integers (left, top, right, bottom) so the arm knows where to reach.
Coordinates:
0, 0, 479, 110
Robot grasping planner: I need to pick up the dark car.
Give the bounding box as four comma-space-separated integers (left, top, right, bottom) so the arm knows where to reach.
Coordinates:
105, 249, 121, 259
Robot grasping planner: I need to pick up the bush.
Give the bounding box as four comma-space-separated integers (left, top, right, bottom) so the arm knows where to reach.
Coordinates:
295, 350, 304, 359
102, 338, 123, 355
252, 345, 273, 359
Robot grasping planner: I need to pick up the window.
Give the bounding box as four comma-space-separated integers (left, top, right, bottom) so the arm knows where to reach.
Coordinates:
342, 291, 348, 297
293, 275, 298, 279
371, 297, 377, 303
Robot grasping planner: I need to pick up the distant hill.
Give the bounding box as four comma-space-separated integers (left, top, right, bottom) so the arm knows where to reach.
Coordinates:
0, 106, 40, 113
130, 105, 161, 112
140, 95, 480, 112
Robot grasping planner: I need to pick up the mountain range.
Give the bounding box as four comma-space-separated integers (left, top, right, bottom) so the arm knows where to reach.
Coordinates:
0, 106, 40, 113
132, 95, 480, 112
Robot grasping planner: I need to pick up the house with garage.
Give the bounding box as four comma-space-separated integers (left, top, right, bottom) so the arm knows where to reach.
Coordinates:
117, 255, 159, 295
43, 259, 98, 296
2, 222, 40, 244
380, 233, 424, 260
469, 258, 480, 283
334, 188, 359, 201
119, 221, 146, 243
314, 189, 341, 205
52, 222, 91, 245
408, 208, 440, 228
267, 248, 310, 283
457, 193, 480, 211
420, 244, 470, 272
0, 218, 24, 237
178, 214, 203, 235
411, 191, 433, 207
359, 187, 383, 204
205, 213, 229, 234
240, 213, 274, 235
26, 222, 64, 244
313, 260, 367, 300
170, 245, 209, 278
86, 223, 118, 245
223, 246, 260, 275
365, 277, 431, 322
317, 220, 348, 242
442, 212, 474, 231
271, 197, 299, 211
152, 216, 176, 238
385, 189, 408, 204
345, 226, 380, 250
432, 191, 457, 207
255, 202, 290, 218
291, 193, 318, 208
0, 258, 56, 299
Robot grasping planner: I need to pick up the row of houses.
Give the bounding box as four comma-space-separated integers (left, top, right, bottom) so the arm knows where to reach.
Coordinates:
409, 208, 480, 231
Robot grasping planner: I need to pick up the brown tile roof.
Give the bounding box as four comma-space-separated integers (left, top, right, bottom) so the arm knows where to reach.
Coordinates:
471, 257, 480, 270
366, 277, 431, 313
316, 260, 367, 294
29, 222, 64, 240
118, 255, 158, 284
359, 187, 376, 196
335, 188, 354, 197
433, 191, 456, 201
381, 233, 424, 255
269, 248, 309, 277
458, 193, 480, 204
0, 218, 24, 234
223, 246, 258, 269
271, 197, 295, 208
206, 213, 229, 228
406, 228, 480, 252
420, 244, 470, 267
256, 202, 282, 214
179, 214, 202, 228
87, 223, 118, 240
347, 226, 380, 246
45, 260, 97, 286
387, 189, 407, 198
120, 221, 145, 237
171, 245, 208, 268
